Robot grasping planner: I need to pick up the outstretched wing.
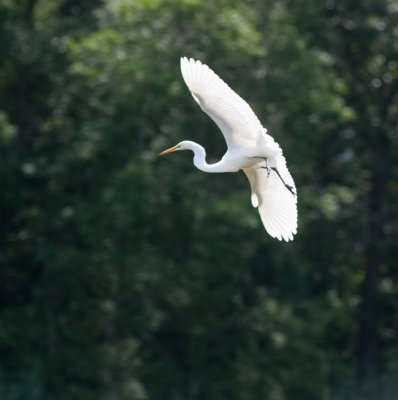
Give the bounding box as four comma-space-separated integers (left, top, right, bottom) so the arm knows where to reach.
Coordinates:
180, 57, 263, 150
243, 157, 297, 242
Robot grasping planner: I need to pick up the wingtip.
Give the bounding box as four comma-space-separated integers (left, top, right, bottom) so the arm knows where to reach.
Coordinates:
180, 56, 199, 74
180, 57, 203, 67
275, 232, 295, 242
180, 57, 190, 79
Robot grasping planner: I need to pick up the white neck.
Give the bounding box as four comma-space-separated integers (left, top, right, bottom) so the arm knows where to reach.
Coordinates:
183, 141, 232, 173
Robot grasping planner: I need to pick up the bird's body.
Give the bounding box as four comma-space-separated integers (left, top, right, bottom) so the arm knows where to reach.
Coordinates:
160, 57, 298, 241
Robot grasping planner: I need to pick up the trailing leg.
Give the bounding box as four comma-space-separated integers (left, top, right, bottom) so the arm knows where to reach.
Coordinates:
252, 156, 295, 197
270, 167, 296, 197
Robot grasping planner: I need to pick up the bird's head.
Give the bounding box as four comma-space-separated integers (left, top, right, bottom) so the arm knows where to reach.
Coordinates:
159, 141, 192, 155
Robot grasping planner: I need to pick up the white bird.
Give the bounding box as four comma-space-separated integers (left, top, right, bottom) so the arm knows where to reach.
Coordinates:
159, 57, 297, 241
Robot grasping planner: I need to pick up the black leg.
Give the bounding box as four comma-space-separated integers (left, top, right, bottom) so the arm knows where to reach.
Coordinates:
252, 156, 296, 197
265, 158, 271, 177
251, 156, 271, 176
270, 167, 296, 197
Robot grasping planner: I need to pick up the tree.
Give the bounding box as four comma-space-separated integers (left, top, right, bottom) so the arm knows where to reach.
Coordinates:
287, 0, 398, 386
2, 1, 398, 399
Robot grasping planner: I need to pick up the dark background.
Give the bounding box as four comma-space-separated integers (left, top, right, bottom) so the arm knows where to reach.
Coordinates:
1, 1, 398, 399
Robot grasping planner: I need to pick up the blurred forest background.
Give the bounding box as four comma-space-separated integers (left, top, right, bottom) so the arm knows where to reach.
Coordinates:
1, 0, 398, 399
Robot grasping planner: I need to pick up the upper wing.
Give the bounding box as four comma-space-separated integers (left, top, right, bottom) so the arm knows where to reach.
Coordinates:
180, 57, 263, 150
243, 157, 297, 241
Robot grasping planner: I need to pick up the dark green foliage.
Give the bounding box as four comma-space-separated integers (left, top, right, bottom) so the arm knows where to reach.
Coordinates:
1, 1, 398, 399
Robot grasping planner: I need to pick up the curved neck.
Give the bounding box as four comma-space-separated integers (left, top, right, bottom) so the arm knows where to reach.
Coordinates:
185, 141, 228, 173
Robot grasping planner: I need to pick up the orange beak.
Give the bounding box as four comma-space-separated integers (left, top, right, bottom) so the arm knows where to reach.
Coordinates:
159, 145, 180, 155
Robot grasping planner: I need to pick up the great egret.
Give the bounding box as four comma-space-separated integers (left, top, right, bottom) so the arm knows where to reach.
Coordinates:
160, 57, 297, 241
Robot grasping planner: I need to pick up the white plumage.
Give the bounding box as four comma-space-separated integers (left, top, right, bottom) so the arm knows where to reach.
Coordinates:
160, 57, 297, 241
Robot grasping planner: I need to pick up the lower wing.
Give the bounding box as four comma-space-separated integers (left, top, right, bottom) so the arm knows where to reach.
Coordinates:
243, 157, 297, 241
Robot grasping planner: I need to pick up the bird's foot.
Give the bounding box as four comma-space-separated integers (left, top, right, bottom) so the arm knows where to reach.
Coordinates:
284, 183, 296, 197
271, 167, 296, 197
259, 165, 296, 197
253, 157, 296, 197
